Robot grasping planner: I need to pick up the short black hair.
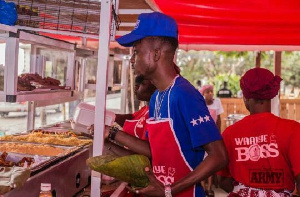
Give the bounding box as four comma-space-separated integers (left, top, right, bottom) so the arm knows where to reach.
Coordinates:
133, 36, 178, 52
159, 37, 178, 51
144, 36, 178, 52
196, 80, 201, 86
133, 39, 142, 47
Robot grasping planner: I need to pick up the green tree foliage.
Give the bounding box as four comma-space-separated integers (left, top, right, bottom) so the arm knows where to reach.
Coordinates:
282, 52, 300, 86
177, 50, 300, 97
177, 50, 255, 96
209, 74, 241, 96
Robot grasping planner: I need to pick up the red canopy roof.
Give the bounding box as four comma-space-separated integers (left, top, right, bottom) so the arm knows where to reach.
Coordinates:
154, 0, 300, 46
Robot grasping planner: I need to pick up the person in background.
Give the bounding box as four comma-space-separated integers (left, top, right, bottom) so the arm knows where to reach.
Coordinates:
218, 68, 300, 196
106, 12, 228, 197
196, 80, 202, 90
115, 76, 156, 139
89, 76, 156, 157
200, 84, 224, 131
217, 81, 232, 98
237, 89, 243, 98
199, 84, 224, 196
105, 77, 156, 156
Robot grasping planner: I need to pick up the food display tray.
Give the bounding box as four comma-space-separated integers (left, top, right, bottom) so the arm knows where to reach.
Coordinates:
0, 141, 88, 176
4, 146, 91, 197
0, 141, 79, 156
0, 132, 92, 147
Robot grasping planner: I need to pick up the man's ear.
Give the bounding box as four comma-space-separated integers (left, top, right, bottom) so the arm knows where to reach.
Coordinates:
243, 97, 249, 104
243, 97, 250, 111
153, 48, 161, 62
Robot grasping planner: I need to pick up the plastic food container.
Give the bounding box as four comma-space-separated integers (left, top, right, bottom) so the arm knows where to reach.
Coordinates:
72, 102, 116, 133
73, 103, 95, 127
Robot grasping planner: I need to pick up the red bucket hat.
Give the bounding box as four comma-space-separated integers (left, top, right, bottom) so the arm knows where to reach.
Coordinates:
240, 68, 282, 100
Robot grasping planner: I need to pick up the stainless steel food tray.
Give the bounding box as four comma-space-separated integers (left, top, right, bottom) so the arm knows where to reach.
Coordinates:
0, 142, 89, 176
0, 141, 79, 156
0, 133, 92, 147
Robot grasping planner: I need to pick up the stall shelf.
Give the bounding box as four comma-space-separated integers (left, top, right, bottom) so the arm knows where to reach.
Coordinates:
0, 24, 78, 104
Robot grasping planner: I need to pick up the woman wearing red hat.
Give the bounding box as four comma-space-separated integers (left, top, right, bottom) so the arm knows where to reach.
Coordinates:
219, 68, 300, 197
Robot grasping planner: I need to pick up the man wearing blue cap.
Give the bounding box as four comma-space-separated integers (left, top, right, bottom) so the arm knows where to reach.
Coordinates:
106, 12, 228, 197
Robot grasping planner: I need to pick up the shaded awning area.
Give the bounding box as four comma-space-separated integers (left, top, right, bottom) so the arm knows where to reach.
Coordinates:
6, 0, 156, 48
8, 0, 300, 50
153, 0, 300, 50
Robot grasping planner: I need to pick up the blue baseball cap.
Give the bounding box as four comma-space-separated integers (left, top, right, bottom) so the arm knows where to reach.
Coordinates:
116, 12, 178, 47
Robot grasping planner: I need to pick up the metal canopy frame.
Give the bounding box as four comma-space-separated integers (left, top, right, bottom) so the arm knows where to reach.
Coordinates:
91, 0, 112, 196
5, 0, 156, 41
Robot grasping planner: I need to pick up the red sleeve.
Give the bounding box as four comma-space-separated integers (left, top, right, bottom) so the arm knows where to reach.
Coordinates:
217, 129, 232, 177
132, 106, 148, 119
132, 111, 138, 119
288, 122, 300, 177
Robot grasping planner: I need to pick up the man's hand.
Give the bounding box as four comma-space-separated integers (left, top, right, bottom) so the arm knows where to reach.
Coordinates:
88, 124, 111, 139
131, 167, 165, 197
218, 175, 234, 193
88, 124, 94, 135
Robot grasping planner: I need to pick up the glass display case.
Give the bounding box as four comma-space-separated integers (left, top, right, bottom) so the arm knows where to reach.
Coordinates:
80, 52, 131, 114
0, 24, 77, 103
0, 24, 83, 132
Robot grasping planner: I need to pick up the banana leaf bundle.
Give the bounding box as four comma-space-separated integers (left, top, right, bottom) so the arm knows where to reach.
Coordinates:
86, 154, 150, 188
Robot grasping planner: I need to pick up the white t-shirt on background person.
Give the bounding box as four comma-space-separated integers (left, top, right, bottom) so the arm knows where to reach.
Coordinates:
207, 98, 224, 123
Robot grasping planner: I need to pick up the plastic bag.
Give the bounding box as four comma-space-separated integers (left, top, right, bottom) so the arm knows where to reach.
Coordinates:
0, 0, 17, 26
0, 166, 30, 194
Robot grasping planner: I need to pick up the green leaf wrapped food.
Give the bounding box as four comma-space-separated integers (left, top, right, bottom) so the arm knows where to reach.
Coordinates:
86, 154, 150, 188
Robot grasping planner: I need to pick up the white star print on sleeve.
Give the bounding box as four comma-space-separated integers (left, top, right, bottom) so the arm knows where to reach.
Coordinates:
198, 116, 204, 123
190, 118, 198, 126
204, 115, 210, 122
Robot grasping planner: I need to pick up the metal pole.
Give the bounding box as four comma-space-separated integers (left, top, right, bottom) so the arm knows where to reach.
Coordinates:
27, 101, 36, 130
66, 51, 76, 90
30, 45, 37, 73
274, 51, 282, 76
120, 57, 129, 113
91, 0, 113, 196
272, 51, 282, 117
27, 44, 38, 130
40, 107, 47, 126
255, 51, 261, 68
5, 37, 19, 96
128, 48, 135, 113
79, 58, 86, 93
